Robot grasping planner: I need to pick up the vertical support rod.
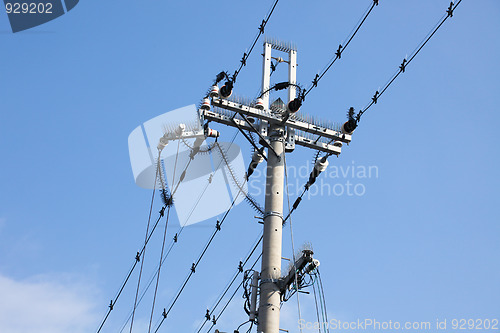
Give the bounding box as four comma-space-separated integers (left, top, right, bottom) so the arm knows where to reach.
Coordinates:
257, 125, 285, 333
288, 49, 297, 103
259, 42, 272, 141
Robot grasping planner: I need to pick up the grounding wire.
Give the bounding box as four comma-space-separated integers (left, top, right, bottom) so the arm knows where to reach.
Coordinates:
283, 141, 303, 332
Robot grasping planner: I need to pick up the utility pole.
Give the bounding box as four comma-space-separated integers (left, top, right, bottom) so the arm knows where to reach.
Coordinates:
201, 38, 352, 333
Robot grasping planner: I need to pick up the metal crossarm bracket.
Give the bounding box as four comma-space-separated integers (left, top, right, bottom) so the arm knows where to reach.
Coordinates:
201, 108, 343, 155
211, 98, 351, 144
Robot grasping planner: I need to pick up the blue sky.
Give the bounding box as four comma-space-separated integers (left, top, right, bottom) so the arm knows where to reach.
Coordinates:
1, 1, 499, 332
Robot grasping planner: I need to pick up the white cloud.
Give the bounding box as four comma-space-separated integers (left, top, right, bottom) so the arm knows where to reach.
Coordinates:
0, 273, 100, 333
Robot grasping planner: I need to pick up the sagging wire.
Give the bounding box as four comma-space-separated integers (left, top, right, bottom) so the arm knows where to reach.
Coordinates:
311, 269, 329, 333
355, 0, 462, 123
304, 0, 379, 99
312, 278, 322, 333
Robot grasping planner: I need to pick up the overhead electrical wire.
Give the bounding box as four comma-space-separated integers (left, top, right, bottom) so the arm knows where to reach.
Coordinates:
195, 232, 263, 333
205, 253, 263, 333
355, 0, 462, 123
106, 0, 464, 330
98, 135, 207, 333
96, 150, 167, 333
128, 153, 163, 333
232, 0, 280, 83
146, 141, 181, 333
152, 165, 255, 333
303, 0, 379, 99
116, 131, 248, 333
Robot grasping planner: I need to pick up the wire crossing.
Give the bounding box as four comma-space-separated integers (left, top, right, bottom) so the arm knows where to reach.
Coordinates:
355, 0, 462, 122
195, 232, 263, 333
304, 0, 379, 99
96, 204, 167, 333
97, 143, 186, 333
205, 253, 263, 333
128, 157, 161, 333
152, 186, 249, 332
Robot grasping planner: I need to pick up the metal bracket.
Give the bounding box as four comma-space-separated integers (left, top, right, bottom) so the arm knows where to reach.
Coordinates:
263, 211, 284, 221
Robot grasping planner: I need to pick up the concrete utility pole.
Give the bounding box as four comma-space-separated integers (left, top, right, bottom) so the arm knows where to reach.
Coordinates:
258, 122, 285, 332
201, 38, 352, 333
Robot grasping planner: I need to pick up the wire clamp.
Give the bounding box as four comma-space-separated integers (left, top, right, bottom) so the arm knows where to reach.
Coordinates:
312, 74, 319, 87
241, 52, 248, 66
259, 19, 266, 33
263, 211, 284, 220
399, 58, 407, 73
335, 44, 342, 59
447, 2, 454, 17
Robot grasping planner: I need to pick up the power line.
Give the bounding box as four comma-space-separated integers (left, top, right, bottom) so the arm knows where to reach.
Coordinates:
355, 0, 462, 122
195, 232, 263, 333
232, 0, 280, 83
152, 181, 250, 332
97, 142, 186, 333
205, 253, 263, 333
304, 0, 379, 99
116, 132, 248, 332
146, 141, 181, 333
96, 202, 166, 333
128, 154, 162, 333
